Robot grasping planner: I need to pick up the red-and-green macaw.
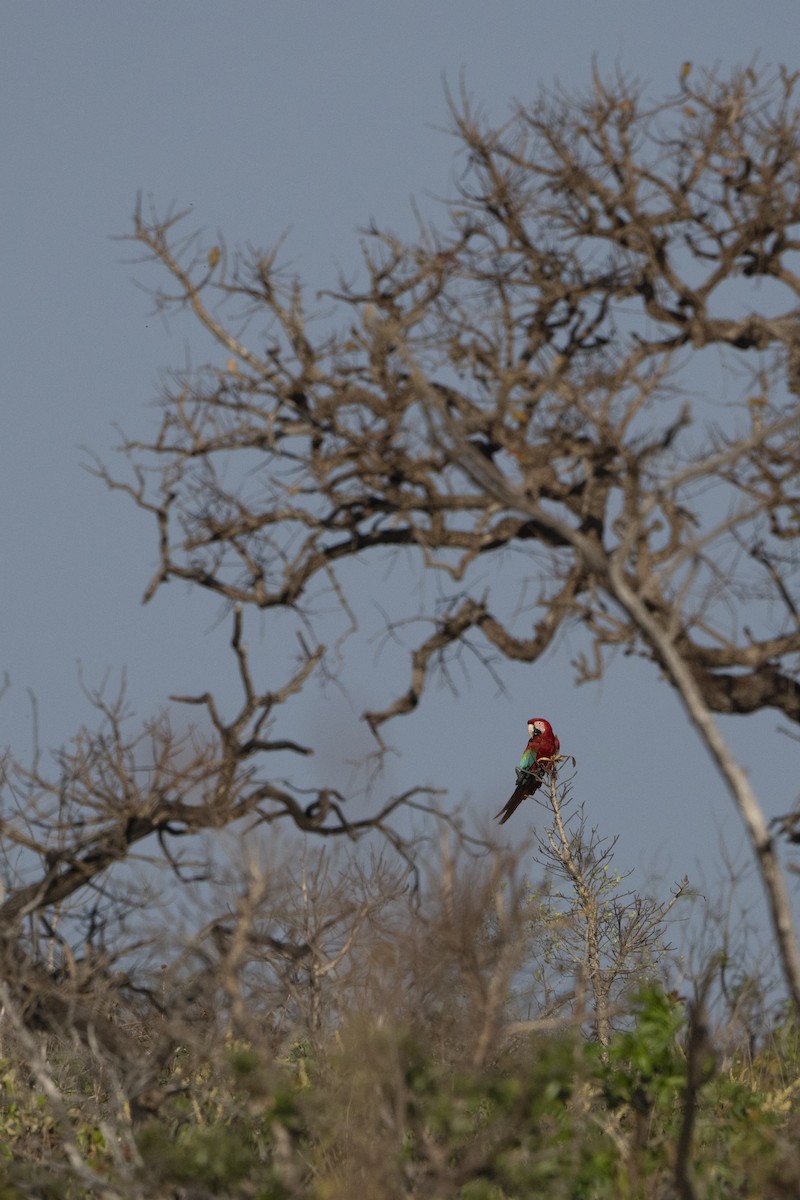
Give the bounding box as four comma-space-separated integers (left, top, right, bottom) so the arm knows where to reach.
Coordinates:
495, 717, 560, 824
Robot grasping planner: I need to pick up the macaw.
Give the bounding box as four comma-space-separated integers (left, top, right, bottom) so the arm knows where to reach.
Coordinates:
495, 717, 560, 824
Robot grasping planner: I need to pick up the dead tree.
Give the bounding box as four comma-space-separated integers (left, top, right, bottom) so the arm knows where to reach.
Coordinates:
534, 771, 688, 1046
95, 65, 800, 1005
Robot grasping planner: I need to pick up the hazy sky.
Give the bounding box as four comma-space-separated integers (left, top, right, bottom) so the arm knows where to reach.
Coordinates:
3, 3, 799, 959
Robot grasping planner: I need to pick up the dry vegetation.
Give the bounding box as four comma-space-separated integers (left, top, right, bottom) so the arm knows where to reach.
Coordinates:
1, 63, 800, 1195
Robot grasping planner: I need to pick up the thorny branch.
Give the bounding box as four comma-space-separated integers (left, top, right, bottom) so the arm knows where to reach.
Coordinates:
538, 770, 689, 1045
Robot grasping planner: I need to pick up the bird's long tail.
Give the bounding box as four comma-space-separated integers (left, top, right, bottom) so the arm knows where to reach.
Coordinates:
495, 782, 533, 825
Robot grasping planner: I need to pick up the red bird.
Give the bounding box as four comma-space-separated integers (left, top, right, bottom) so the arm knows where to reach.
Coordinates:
495, 717, 560, 824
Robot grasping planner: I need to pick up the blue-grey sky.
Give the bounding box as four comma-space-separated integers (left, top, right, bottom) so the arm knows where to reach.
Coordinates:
2, 3, 799, 949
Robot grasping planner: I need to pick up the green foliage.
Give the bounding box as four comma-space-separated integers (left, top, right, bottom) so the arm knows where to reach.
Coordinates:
285, 991, 800, 1199
1, 987, 800, 1197
137, 1123, 260, 1192
600, 986, 688, 1113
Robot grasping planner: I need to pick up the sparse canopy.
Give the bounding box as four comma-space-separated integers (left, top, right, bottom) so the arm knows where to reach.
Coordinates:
118, 66, 800, 734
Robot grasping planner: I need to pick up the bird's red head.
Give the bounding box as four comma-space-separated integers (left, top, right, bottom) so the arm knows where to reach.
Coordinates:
527, 718, 553, 737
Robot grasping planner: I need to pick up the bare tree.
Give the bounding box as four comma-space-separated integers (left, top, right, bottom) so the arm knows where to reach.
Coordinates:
0, 618, 442, 1124
91, 64, 800, 1005
530, 771, 688, 1046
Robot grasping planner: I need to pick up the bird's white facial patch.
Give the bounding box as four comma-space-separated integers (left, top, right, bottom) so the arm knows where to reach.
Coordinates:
529, 721, 546, 735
